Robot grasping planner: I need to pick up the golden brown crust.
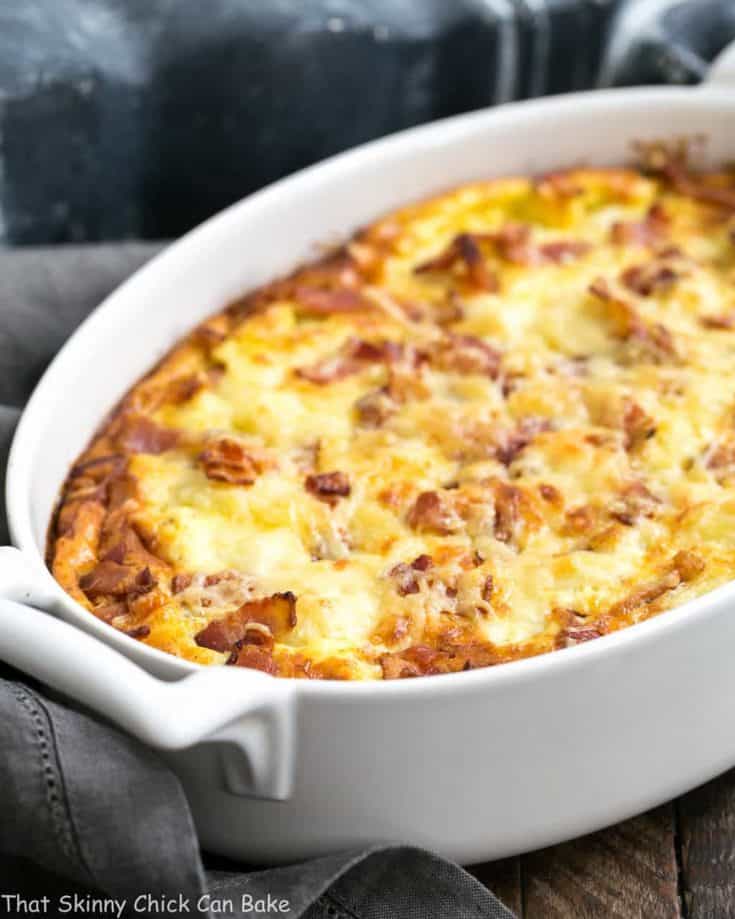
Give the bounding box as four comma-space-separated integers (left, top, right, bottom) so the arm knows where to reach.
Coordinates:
48, 150, 735, 678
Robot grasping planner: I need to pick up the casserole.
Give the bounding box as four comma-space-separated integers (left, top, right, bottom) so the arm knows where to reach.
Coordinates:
47, 161, 735, 681
2, 52, 735, 864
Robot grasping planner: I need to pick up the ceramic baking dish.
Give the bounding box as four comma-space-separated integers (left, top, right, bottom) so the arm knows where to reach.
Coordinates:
1, 47, 735, 864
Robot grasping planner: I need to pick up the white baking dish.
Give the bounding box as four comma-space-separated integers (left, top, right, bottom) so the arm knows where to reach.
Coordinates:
2, 51, 735, 865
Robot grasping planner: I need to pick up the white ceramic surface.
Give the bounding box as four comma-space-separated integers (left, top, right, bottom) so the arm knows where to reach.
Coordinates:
3, 73, 735, 863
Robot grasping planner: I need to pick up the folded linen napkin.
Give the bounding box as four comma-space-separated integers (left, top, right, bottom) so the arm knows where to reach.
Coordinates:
0, 245, 514, 919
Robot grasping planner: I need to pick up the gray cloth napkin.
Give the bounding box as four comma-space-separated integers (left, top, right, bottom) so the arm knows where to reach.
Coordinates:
0, 245, 514, 919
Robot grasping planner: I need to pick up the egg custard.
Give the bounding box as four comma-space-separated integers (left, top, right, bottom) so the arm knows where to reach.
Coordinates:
49, 153, 735, 679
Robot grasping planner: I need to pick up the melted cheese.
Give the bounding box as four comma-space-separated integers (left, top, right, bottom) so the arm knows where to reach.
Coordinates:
51, 165, 735, 678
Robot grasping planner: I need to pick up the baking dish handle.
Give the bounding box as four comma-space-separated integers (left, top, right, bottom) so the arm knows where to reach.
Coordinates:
706, 39, 735, 86
0, 550, 296, 800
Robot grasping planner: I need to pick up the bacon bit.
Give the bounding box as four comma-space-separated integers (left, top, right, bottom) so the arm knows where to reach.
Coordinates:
193, 315, 229, 350
661, 164, 735, 211
411, 554, 433, 571
536, 172, 583, 199
589, 277, 614, 301
622, 400, 656, 451
672, 549, 705, 582
489, 223, 535, 264
380, 641, 501, 678
79, 561, 157, 601
564, 505, 595, 535
432, 334, 502, 378
293, 287, 373, 317
171, 573, 193, 594
228, 644, 277, 674
105, 474, 139, 514
704, 439, 735, 476
93, 601, 128, 623
611, 204, 670, 247
415, 234, 499, 292
611, 481, 659, 525
163, 375, 205, 405
199, 436, 274, 486
700, 314, 735, 330
388, 563, 420, 596
496, 417, 551, 465
435, 291, 465, 325
493, 482, 521, 544
116, 416, 179, 455
590, 278, 678, 362
635, 322, 678, 362
305, 471, 351, 506
538, 240, 591, 264
295, 337, 409, 386
487, 224, 589, 266
407, 491, 463, 535
295, 354, 357, 384
621, 263, 679, 297
354, 387, 397, 428
608, 570, 681, 619
71, 453, 126, 480
195, 591, 297, 652
481, 575, 494, 602
65, 454, 128, 506
388, 554, 434, 597
559, 625, 603, 647
100, 524, 154, 566
124, 624, 151, 640
539, 483, 561, 504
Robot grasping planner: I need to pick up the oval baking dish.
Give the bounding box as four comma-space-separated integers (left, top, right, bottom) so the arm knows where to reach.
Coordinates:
2, 61, 735, 863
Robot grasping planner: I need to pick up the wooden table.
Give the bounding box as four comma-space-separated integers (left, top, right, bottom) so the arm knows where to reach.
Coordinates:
4, 766, 734, 917
471, 765, 735, 917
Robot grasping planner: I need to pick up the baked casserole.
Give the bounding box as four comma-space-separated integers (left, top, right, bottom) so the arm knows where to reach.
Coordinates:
49, 150, 735, 679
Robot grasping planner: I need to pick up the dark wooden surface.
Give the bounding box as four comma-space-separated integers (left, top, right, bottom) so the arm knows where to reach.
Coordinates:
472, 766, 735, 918
4, 767, 735, 916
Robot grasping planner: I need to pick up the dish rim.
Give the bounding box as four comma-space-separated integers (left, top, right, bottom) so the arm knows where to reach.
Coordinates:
9, 83, 735, 697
